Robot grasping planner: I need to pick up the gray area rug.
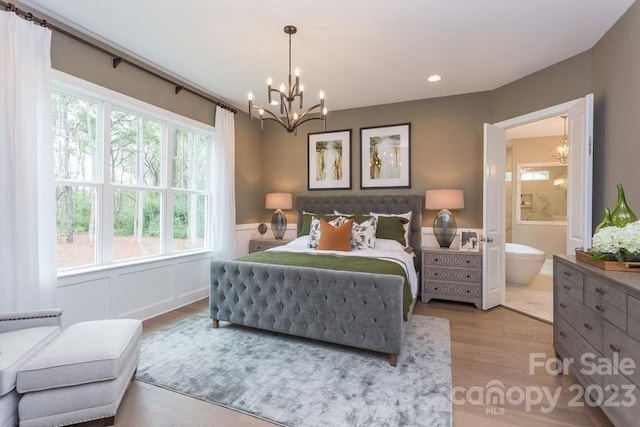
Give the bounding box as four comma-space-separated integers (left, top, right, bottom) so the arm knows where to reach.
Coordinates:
136, 311, 452, 427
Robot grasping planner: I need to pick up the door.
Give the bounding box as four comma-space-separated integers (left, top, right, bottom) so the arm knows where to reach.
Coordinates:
482, 123, 506, 310
566, 94, 594, 253
485, 94, 594, 310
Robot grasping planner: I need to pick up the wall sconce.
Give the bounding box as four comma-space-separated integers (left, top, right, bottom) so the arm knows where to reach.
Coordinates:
265, 192, 293, 240
425, 189, 465, 248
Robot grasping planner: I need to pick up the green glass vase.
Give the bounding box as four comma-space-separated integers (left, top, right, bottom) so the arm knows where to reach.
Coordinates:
594, 207, 613, 233
611, 183, 637, 227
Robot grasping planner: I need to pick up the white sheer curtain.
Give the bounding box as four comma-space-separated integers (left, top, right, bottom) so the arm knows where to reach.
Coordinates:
210, 106, 236, 260
0, 12, 57, 311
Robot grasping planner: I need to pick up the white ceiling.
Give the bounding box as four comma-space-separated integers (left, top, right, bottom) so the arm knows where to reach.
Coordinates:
22, 0, 635, 114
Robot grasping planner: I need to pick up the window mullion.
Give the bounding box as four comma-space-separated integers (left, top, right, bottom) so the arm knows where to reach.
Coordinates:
101, 101, 114, 265
163, 123, 173, 255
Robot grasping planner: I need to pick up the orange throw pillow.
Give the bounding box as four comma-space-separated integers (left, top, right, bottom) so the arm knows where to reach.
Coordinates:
317, 218, 353, 251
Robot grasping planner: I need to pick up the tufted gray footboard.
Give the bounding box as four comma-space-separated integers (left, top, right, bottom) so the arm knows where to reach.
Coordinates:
210, 260, 407, 365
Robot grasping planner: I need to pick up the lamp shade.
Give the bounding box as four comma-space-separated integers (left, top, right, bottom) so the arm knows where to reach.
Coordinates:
265, 192, 293, 210
425, 189, 465, 210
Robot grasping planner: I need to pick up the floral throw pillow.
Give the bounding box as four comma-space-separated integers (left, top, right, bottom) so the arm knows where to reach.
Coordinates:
308, 216, 344, 249
351, 216, 378, 250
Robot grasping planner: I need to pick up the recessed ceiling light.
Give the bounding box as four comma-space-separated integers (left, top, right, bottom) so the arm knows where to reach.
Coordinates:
427, 74, 442, 82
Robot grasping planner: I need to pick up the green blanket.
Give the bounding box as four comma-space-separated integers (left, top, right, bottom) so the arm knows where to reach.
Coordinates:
236, 251, 412, 320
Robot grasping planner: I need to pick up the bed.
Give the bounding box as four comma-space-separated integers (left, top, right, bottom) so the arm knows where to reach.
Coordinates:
209, 195, 422, 365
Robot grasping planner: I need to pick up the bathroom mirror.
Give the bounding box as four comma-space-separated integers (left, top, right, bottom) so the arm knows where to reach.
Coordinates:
516, 162, 567, 225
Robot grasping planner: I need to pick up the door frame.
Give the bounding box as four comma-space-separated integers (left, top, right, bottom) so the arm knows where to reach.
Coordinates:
484, 95, 593, 308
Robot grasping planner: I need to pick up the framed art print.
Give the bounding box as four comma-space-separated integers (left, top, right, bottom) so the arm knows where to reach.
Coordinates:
459, 231, 479, 252
307, 129, 351, 190
360, 123, 411, 189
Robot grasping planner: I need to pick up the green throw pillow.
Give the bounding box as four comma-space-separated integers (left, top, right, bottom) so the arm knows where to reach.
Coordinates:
376, 216, 409, 246
298, 212, 340, 237
338, 213, 372, 224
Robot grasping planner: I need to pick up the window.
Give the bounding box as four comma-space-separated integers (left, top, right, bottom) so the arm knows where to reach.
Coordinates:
53, 73, 213, 271
516, 162, 567, 224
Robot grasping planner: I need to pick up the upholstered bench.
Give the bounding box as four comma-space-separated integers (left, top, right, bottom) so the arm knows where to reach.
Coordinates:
16, 319, 142, 427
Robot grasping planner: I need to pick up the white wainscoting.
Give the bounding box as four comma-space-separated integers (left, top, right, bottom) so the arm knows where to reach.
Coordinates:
56, 252, 211, 328
56, 224, 481, 328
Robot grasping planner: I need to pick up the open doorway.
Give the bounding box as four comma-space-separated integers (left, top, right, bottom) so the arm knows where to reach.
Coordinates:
502, 116, 568, 323
481, 94, 593, 312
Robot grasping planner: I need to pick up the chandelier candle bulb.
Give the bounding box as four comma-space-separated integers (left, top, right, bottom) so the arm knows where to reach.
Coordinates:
267, 78, 272, 103
248, 92, 253, 119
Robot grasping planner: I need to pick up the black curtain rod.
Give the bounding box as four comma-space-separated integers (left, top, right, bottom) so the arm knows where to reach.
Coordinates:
2, 1, 237, 114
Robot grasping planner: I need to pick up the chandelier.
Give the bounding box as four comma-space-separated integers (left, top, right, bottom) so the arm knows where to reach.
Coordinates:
549, 115, 569, 164
248, 25, 327, 134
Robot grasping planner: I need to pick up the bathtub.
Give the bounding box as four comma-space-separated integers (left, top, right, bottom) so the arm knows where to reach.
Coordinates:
505, 243, 546, 286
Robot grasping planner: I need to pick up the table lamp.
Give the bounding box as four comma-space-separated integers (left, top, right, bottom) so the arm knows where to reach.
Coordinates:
265, 192, 293, 240
425, 189, 465, 248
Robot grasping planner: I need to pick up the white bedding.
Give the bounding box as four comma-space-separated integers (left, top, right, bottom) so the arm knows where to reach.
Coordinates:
267, 236, 419, 298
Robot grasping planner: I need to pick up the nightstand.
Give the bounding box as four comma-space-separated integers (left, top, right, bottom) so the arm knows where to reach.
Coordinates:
249, 238, 291, 253
421, 248, 482, 309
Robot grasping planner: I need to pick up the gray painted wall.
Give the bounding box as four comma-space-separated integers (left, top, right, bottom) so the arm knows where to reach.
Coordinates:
44, 1, 640, 230
592, 1, 640, 228
259, 92, 492, 228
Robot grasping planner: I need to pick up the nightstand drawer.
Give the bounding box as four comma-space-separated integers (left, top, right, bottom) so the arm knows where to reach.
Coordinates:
422, 267, 481, 284
422, 252, 481, 268
424, 281, 481, 298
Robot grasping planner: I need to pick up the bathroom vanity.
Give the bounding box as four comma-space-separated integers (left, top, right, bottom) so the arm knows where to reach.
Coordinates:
553, 254, 640, 427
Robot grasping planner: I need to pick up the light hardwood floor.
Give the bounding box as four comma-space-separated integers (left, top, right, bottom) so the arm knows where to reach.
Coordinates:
504, 259, 554, 323
108, 299, 613, 427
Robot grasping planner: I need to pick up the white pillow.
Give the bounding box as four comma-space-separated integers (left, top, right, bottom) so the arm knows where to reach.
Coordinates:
351, 216, 377, 250
370, 211, 412, 247
333, 211, 378, 250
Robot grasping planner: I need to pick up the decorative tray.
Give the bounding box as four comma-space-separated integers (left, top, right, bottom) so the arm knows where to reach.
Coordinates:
576, 250, 640, 272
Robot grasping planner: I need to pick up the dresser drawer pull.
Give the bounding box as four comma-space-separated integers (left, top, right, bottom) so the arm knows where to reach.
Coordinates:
434, 258, 438, 262
583, 323, 593, 330
563, 271, 572, 277
559, 331, 567, 338
609, 344, 621, 353
595, 304, 605, 312
559, 303, 567, 309
563, 284, 571, 291
596, 287, 605, 295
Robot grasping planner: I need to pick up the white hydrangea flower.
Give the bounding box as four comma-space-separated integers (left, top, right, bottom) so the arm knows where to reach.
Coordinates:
592, 220, 640, 260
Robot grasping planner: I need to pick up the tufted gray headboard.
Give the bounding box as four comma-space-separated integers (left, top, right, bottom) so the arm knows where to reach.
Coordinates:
296, 194, 423, 271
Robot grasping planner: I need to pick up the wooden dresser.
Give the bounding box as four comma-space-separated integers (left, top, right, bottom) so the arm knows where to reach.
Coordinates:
421, 248, 482, 309
554, 254, 640, 427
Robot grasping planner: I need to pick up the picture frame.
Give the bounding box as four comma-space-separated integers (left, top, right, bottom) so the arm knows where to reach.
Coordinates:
360, 123, 411, 189
307, 129, 352, 190
459, 231, 479, 252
